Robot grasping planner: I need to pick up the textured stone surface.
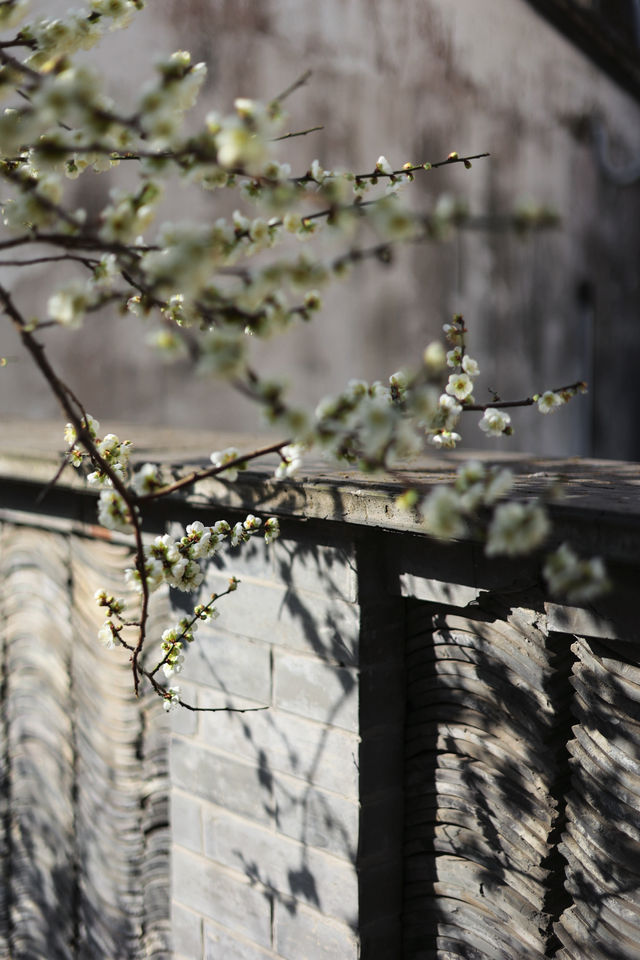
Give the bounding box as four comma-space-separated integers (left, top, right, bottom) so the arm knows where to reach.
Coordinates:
172, 847, 273, 949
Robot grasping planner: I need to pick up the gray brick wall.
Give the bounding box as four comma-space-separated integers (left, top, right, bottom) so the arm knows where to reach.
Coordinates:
169, 529, 365, 959
3, 444, 636, 959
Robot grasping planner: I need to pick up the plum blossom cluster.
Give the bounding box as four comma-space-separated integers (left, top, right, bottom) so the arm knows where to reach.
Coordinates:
123, 515, 279, 595
0, 2, 609, 709
422, 460, 552, 559
310, 374, 425, 469
535, 383, 587, 414
65, 415, 131, 484
156, 590, 227, 683
95, 588, 127, 650
422, 461, 516, 541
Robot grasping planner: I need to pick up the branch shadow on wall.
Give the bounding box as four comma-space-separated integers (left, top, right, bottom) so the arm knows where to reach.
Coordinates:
171, 522, 366, 952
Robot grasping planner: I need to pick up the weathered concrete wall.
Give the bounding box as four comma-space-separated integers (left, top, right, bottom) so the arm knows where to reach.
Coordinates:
0, 1, 639, 459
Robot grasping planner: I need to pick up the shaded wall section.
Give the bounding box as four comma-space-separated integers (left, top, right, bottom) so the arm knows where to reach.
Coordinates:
0, 526, 171, 960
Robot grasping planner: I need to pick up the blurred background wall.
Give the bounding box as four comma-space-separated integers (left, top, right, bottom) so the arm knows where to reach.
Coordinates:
1, 0, 639, 458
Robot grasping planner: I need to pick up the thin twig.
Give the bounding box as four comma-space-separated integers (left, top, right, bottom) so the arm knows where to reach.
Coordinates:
34, 448, 74, 505
177, 701, 268, 713
137, 438, 292, 501
272, 69, 312, 103
272, 125, 323, 142
462, 381, 587, 412
0, 254, 98, 268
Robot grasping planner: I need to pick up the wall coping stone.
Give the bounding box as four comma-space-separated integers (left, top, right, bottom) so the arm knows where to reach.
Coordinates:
1, 420, 639, 563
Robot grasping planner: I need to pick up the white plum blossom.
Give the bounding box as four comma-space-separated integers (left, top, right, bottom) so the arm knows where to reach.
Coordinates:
543, 543, 608, 601
173, 559, 204, 592
461, 354, 480, 378
0, 0, 29, 29
304, 290, 322, 312
162, 656, 183, 678
479, 408, 512, 437
48, 282, 91, 328
132, 462, 162, 495
375, 155, 393, 175
358, 396, 395, 457
98, 433, 131, 463
264, 518, 280, 544
184, 521, 213, 559
64, 415, 99, 447
438, 394, 463, 429
454, 460, 486, 510
276, 444, 304, 480
455, 461, 485, 489
485, 502, 550, 556
454, 461, 514, 510
445, 372, 474, 401
97, 490, 132, 533
124, 557, 164, 594
422, 486, 467, 539
310, 159, 328, 183
283, 212, 302, 233
537, 390, 565, 414
87, 462, 125, 487
98, 620, 119, 649
428, 430, 461, 449
443, 322, 463, 345
370, 198, 417, 241
210, 447, 244, 481
215, 121, 261, 168
231, 521, 246, 547
163, 686, 181, 712
94, 589, 125, 616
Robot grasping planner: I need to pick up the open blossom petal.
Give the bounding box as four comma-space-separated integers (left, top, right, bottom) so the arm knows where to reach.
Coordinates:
264, 518, 280, 544
97, 490, 132, 533
428, 431, 461, 449
132, 462, 161, 495
422, 486, 467, 539
461, 354, 480, 378
445, 373, 473, 401
310, 159, 327, 183
275, 444, 304, 480
537, 390, 565, 414
479, 409, 511, 437
446, 348, 462, 368
210, 447, 244, 481
163, 686, 181, 712
98, 620, 119, 649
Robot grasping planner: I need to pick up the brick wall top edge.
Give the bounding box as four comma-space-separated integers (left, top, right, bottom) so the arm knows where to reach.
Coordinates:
1, 420, 639, 545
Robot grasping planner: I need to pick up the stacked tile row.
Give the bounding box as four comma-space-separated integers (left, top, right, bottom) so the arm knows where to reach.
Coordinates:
404, 599, 568, 959
555, 635, 640, 960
